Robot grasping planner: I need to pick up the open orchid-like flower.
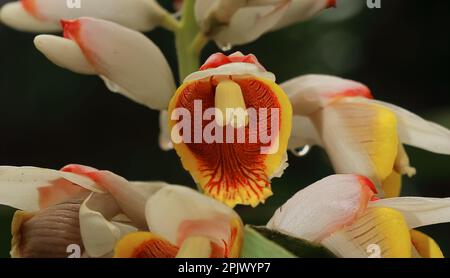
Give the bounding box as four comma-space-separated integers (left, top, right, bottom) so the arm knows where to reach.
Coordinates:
195, 0, 336, 47
267, 174, 450, 258
168, 52, 292, 207
115, 185, 243, 258
283, 75, 450, 197
0, 164, 243, 258
0, 0, 170, 32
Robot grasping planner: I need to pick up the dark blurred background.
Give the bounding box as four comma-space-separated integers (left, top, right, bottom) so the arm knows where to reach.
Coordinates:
1, 0, 449, 257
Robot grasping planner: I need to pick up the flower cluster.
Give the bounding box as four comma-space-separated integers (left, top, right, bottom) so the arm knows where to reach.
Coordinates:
0, 0, 449, 258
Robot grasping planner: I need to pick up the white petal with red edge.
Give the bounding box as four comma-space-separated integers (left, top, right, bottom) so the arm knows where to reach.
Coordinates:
40, 17, 175, 110
0, 166, 102, 211
362, 99, 450, 155
281, 74, 372, 115
61, 165, 166, 229
267, 174, 375, 241
195, 0, 290, 46
34, 35, 96, 74
271, 0, 335, 30
0, 2, 60, 32
7, 0, 166, 32
145, 186, 242, 247
370, 197, 450, 228
79, 193, 137, 258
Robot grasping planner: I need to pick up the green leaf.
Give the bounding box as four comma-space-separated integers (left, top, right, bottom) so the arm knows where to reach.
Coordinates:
242, 225, 297, 258
241, 225, 337, 258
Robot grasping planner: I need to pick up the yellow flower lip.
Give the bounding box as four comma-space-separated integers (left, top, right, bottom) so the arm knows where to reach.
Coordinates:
114, 232, 179, 258
114, 216, 243, 258
168, 75, 292, 208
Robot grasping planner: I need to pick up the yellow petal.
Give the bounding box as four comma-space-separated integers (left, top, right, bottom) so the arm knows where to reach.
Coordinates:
382, 171, 402, 198
10, 210, 35, 258
322, 207, 412, 258
410, 230, 444, 258
314, 98, 399, 193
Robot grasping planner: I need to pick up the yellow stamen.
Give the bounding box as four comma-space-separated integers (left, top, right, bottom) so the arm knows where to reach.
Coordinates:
215, 79, 248, 128
176, 236, 212, 258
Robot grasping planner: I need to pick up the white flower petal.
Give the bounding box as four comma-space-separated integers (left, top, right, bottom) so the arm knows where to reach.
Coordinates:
370, 197, 450, 229
213, 3, 290, 46
61, 164, 167, 229
0, 2, 60, 32
267, 174, 375, 242
184, 62, 275, 83
369, 99, 450, 155
34, 35, 96, 74
272, 0, 335, 30
281, 74, 372, 115
146, 186, 242, 247
81, 171, 163, 229
4, 0, 166, 32
0, 166, 102, 211
79, 193, 137, 258
196, 0, 290, 46
37, 17, 176, 110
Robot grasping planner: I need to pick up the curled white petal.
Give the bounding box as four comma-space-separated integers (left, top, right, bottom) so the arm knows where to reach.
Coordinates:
281, 74, 371, 115
267, 174, 373, 242
145, 185, 242, 246
370, 99, 450, 155
272, 0, 335, 30
370, 197, 450, 229
3, 0, 167, 32
34, 35, 96, 75
195, 0, 290, 46
36, 17, 176, 110
0, 166, 102, 211
80, 193, 137, 258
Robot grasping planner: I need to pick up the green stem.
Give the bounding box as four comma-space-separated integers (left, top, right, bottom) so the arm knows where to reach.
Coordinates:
175, 0, 207, 80
160, 13, 182, 32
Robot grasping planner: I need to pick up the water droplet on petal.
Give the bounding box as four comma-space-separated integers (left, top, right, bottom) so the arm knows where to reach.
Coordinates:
291, 145, 311, 157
